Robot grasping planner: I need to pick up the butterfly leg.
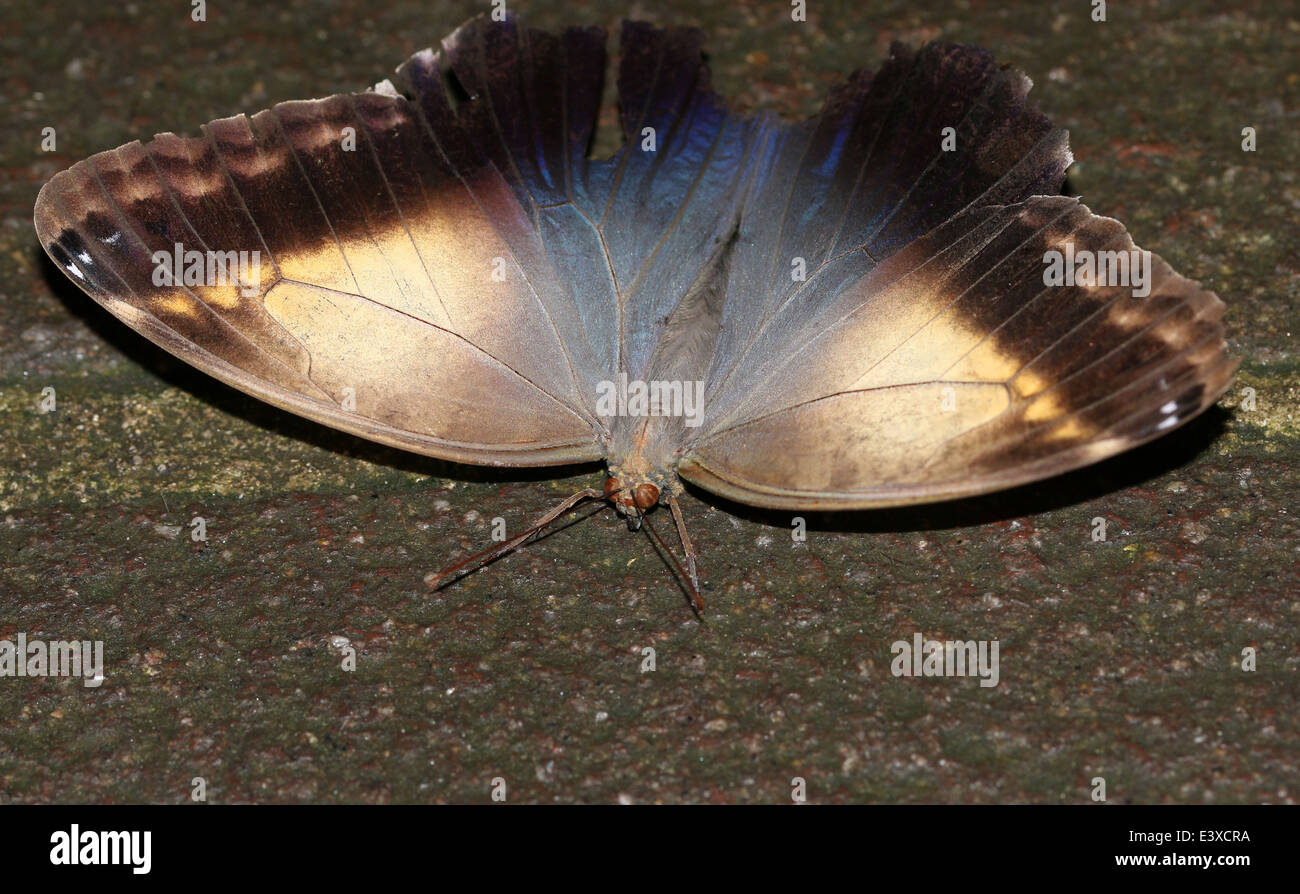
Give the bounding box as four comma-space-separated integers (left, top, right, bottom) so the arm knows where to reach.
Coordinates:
430, 488, 605, 589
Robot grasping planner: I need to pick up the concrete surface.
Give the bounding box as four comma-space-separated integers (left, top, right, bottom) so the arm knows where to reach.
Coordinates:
1, 0, 1296, 803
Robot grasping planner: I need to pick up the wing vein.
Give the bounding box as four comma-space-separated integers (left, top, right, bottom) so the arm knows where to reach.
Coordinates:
344, 95, 457, 328
266, 111, 364, 295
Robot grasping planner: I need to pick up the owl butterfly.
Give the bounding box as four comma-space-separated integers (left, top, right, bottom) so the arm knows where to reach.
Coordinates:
34, 14, 1235, 610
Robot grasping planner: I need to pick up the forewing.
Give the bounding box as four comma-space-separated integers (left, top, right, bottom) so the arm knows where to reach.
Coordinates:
677, 197, 1237, 509
34, 32, 611, 466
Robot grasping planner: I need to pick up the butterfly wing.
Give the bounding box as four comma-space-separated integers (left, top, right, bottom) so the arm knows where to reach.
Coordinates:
34, 23, 620, 467
677, 196, 1236, 508
673, 43, 1234, 509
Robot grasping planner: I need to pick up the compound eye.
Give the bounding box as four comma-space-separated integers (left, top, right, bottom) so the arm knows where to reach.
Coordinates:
632, 483, 660, 510
603, 477, 621, 499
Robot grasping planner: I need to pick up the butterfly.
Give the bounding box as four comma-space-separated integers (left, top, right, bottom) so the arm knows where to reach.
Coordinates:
33, 14, 1236, 610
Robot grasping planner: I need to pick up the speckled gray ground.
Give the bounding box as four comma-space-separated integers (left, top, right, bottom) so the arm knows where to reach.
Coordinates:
1, 0, 1296, 803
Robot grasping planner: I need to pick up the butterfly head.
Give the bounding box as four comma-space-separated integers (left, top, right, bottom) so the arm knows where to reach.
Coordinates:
604, 475, 660, 523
